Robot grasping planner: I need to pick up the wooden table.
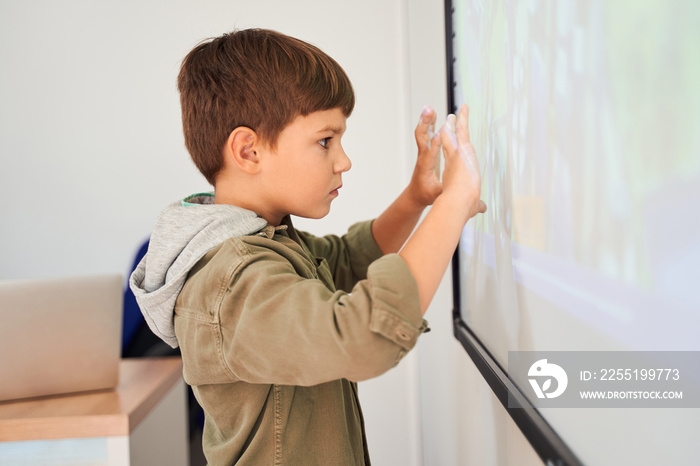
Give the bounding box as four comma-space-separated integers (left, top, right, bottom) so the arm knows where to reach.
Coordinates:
0, 357, 188, 466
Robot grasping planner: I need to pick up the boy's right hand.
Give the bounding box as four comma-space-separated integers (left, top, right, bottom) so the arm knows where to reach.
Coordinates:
394, 103, 487, 313
438, 103, 487, 222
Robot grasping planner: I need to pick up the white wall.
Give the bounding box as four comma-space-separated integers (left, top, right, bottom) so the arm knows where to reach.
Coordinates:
0, 1, 419, 465
0, 1, 544, 465
0, 0, 409, 282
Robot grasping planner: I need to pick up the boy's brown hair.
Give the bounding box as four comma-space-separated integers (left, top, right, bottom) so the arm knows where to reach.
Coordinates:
177, 28, 355, 185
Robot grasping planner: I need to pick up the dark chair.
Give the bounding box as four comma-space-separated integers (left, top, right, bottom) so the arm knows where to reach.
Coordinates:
122, 239, 205, 464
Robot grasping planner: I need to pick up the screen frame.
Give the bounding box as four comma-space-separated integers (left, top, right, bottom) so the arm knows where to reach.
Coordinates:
444, 1, 583, 464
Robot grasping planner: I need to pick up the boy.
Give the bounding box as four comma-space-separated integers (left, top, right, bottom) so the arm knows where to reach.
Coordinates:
130, 28, 485, 465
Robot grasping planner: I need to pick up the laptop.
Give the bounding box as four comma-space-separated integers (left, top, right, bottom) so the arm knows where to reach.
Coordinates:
0, 274, 123, 401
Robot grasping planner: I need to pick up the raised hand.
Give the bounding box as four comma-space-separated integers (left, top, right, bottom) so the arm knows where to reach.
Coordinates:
407, 106, 443, 207
439, 103, 487, 221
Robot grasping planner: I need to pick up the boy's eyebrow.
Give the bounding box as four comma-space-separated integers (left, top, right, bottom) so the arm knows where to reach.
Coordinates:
316, 125, 345, 134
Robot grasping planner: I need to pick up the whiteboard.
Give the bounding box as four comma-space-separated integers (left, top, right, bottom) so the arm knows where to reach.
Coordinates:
450, 1, 700, 464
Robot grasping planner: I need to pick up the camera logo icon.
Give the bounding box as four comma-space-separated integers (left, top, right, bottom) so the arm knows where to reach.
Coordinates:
528, 359, 568, 399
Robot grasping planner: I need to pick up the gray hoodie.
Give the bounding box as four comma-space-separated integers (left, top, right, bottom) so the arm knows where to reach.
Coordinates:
129, 193, 268, 348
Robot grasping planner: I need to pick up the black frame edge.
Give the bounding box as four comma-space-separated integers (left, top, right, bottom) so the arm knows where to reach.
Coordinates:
452, 320, 584, 466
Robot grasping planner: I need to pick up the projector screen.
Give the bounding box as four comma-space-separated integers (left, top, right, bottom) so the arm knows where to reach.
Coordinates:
449, 0, 700, 464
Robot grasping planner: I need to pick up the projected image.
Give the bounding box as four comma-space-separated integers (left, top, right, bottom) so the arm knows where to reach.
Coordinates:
453, 0, 700, 360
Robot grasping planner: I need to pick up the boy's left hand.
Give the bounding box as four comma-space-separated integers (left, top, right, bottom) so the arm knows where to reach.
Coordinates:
408, 106, 443, 207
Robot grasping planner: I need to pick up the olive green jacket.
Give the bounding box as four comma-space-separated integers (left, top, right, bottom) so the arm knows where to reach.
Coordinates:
131, 194, 426, 465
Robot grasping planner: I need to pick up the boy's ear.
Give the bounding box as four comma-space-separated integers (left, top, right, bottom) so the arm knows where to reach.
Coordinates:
224, 127, 261, 174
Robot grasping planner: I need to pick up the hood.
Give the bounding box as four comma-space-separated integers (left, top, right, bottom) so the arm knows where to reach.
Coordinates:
129, 193, 268, 348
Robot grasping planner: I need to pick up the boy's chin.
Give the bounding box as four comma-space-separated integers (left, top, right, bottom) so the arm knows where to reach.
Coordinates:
297, 207, 332, 221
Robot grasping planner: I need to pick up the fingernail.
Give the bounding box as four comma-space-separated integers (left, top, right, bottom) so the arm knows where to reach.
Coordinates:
446, 114, 457, 131
419, 106, 431, 124
444, 115, 457, 146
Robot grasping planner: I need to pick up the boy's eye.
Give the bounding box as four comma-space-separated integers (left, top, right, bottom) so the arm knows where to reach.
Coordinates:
319, 137, 332, 149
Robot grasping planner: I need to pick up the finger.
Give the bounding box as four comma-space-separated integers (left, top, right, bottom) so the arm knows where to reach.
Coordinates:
439, 114, 458, 155
414, 105, 437, 149
455, 108, 479, 176
425, 128, 442, 175
457, 103, 470, 143
429, 129, 442, 159
419, 127, 442, 167
458, 140, 480, 180
420, 105, 437, 134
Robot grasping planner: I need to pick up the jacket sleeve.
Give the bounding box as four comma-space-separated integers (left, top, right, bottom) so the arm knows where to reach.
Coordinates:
296, 220, 383, 293
190, 238, 426, 387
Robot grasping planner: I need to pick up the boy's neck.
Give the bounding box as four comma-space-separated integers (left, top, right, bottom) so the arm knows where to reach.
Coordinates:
214, 190, 282, 227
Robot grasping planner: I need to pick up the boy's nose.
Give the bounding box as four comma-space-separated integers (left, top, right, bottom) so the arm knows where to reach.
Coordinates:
335, 148, 352, 173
